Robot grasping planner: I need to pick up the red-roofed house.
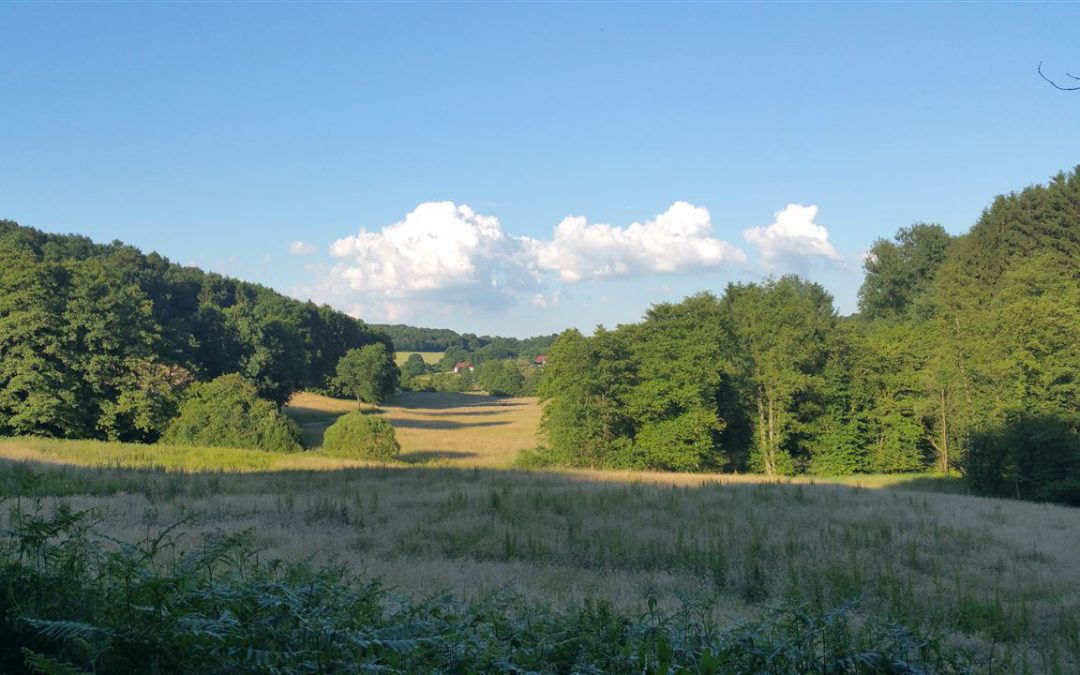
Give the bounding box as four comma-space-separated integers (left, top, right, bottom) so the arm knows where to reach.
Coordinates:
534, 355, 547, 366
453, 362, 474, 373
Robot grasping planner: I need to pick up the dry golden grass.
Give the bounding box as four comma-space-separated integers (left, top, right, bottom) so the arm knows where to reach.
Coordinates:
393, 350, 444, 366
1, 392, 1077, 671
1, 457, 1077, 671
286, 390, 542, 467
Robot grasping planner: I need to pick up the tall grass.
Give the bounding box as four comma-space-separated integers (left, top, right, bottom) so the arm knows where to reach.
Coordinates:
1, 454, 1077, 672
0, 437, 370, 473
1, 503, 971, 674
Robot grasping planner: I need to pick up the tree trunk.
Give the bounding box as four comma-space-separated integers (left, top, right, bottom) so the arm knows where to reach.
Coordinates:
767, 391, 777, 477
939, 388, 949, 475
756, 391, 772, 477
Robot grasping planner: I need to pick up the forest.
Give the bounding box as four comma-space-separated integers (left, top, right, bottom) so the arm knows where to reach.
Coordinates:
0, 220, 389, 442
375, 322, 556, 368
536, 169, 1080, 504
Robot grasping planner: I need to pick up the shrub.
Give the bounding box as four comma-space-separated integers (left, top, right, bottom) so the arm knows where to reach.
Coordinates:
322, 411, 400, 460
161, 373, 303, 453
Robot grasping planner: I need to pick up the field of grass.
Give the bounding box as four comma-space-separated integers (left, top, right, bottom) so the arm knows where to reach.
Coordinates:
1, 392, 1077, 672
286, 390, 542, 466
393, 350, 444, 366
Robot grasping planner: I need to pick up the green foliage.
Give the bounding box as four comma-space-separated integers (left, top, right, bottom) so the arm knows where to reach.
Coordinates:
477, 359, 526, 396
400, 352, 430, 380
334, 343, 399, 406
630, 408, 722, 472
374, 322, 556, 364
965, 414, 1080, 505
426, 369, 476, 393
722, 276, 836, 476
858, 223, 953, 320
0, 508, 970, 674
532, 167, 1080, 503
161, 374, 302, 453
0, 219, 386, 439
538, 327, 636, 468
321, 411, 401, 460
538, 295, 737, 472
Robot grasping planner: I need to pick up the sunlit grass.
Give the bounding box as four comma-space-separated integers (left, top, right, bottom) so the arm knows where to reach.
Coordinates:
286, 390, 542, 467
0, 437, 373, 473
393, 350, 444, 366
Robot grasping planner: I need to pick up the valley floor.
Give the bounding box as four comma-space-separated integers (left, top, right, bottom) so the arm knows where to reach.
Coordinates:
1, 391, 1077, 672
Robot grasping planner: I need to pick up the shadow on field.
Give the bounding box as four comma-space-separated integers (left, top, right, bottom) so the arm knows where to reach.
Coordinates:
389, 419, 511, 431
399, 449, 481, 463
285, 406, 350, 423
880, 474, 970, 495
407, 409, 511, 418
387, 392, 527, 410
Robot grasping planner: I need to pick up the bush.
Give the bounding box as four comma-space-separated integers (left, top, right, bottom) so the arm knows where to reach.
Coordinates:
161, 373, 303, 453
322, 411, 400, 460
965, 414, 1080, 505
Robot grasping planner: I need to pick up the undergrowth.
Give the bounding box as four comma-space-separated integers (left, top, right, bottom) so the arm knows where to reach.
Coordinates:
0, 499, 976, 674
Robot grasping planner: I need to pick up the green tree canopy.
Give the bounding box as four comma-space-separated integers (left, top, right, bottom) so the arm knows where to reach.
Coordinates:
858, 223, 953, 320
477, 360, 526, 397
721, 276, 837, 476
334, 343, 399, 406
161, 373, 302, 453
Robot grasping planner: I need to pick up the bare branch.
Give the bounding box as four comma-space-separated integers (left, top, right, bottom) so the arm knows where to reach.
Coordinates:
1038, 61, 1080, 91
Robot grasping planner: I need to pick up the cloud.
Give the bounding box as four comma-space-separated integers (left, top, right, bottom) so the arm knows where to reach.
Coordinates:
532, 201, 746, 283
298, 201, 752, 322
298, 202, 538, 320
742, 204, 841, 270
289, 241, 316, 255
530, 290, 561, 310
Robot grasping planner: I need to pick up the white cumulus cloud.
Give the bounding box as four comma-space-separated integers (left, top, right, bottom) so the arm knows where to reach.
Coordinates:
297, 201, 755, 321
742, 204, 841, 270
533, 201, 746, 283
289, 241, 316, 255
299, 202, 538, 320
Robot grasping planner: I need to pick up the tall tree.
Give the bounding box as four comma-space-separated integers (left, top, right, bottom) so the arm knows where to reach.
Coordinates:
858, 223, 952, 320
722, 277, 837, 476
0, 245, 79, 436
334, 343, 399, 407
622, 293, 729, 471
537, 328, 635, 468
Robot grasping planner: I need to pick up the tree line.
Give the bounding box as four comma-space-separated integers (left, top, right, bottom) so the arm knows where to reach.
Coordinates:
0, 220, 389, 443
375, 323, 556, 369
537, 169, 1080, 504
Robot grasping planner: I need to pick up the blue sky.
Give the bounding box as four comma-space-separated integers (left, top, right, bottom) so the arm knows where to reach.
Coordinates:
2, 3, 1078, 337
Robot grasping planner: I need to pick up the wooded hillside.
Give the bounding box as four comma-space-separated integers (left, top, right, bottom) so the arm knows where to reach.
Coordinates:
0, 221, 388, 442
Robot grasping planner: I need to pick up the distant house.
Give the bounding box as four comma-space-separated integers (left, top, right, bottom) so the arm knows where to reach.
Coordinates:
534, 355, 547, 367
453, 362, 475, 373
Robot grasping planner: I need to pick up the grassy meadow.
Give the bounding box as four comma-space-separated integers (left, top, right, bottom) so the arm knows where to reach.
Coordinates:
286, 390, 542, 466
392, 350, 444, 366
1, 391, 1078, 672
